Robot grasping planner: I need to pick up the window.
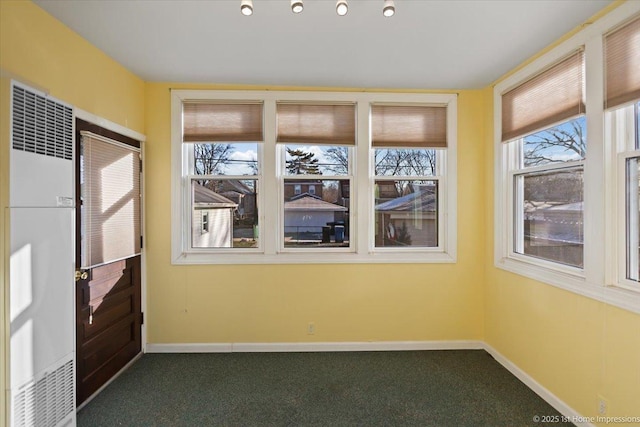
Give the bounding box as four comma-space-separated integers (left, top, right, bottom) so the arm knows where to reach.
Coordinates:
513, 117, 586, 268
172, 90, 457, 263
605, 16, 640, 291
611, 101, 640, 290
182, 102, 262, 250
202, 211, 209, 233
371, 105, 447, 249
627, 154, 639, 282
277, 102, 355, 250
495, 5, 640, 312
80, 131, 141, 268
282, 144, 351, 249
501, 51, 586, 271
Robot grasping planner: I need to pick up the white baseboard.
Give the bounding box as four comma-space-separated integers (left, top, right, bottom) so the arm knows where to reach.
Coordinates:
482, 343, 595, 427
146, 343, 233, 353
145, 340, 484, 354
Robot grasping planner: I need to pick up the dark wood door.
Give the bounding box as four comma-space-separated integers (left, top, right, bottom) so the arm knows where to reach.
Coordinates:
75, 119, 142, 405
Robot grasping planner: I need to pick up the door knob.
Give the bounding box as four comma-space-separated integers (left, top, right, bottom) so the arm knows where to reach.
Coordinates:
75, 270, 88, 281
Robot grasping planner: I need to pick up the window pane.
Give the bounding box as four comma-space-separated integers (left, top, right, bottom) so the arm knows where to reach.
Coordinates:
374, 149, 437, 176
522, 116, 586, 167
516, 168, 584, 268
627, 157, 640, 282
191, 179, 258, 248
284, 144, 349, 176
374, 181, 438, 247
194, 142, 258, 175
283, 179, 350, 248
81, 134, 141, 268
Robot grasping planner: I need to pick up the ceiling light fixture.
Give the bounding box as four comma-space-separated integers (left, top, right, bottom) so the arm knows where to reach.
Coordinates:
240, 0, 253, 16
291, 0, 304, 14
383, 0, 395, 17
336, 0, 348, 16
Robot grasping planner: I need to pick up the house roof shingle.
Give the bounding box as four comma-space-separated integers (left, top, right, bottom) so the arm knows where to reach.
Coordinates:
375, 187, 436, 212
193, 184, 237, 207
284, 195, 347, 212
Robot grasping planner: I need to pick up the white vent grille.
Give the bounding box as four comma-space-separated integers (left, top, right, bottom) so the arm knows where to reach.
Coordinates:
12, 359, 74, 427
12, 85, 73, 160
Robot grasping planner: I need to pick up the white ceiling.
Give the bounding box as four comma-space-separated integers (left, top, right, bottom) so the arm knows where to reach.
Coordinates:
34, 0, 611, 89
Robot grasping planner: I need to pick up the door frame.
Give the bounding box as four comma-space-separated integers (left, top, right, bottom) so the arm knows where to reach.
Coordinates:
74, 108, 147, 400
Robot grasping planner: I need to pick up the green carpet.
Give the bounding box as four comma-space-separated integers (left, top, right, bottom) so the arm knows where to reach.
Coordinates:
78, 350, 573, 426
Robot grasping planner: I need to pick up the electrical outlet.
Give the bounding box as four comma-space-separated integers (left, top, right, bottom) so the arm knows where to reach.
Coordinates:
307, 322, 315, 335
598, 395, 608, 415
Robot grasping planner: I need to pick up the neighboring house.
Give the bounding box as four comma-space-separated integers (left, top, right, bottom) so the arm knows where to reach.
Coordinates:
284, 180, 323, 201
218, 179, 257, 223
284, 194, 348, 239
338, 180, 350, 208
523, 201, 584, 266
192, 183, 238, 248
375, 180, 401, 204
375, 185, 437, 246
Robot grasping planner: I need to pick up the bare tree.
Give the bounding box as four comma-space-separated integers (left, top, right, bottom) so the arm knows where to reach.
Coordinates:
522, 119, 586, 204
524, 120, 586, 167
194, 143, 233, 175
322, 181, 339, 203
324, 146, 349, 175
325, 147, 437, 178
247, 154, 258, 175
374, 149, 436, 176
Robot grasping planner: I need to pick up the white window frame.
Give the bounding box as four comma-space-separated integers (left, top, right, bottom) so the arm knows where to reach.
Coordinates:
610, 103, 640, 291
494, 1, 640, 314
201, 211, 209, 233
185, 144, 263, 254
372, 149, 445, 253
505, 124, 586, 275
280, 144, 354, 253
172, 90, 457, 264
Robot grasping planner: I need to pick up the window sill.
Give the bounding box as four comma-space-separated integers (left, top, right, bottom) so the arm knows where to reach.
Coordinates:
495, 257, 640, 314
172, 251, 456, 265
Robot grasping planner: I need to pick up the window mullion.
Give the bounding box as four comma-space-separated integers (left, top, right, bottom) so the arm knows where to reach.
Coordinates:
626, 156, 640, 283
356, 100, 371, 254
512, 173, 524, 256
584, 34, 606, 286
517, 159, 585, 175
263, 99, 278, 255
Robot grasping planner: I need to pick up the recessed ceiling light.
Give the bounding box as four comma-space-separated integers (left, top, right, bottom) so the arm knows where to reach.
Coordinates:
336, 0, 348, 16
291, 0, 304, 14
240, 0, 253, 16
383, 0, 395, 17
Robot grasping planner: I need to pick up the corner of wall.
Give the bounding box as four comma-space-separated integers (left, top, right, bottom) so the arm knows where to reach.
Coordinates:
1, 75, 11, 427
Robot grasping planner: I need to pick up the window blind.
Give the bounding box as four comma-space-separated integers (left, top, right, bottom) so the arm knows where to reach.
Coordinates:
276, 103, 356, 145
81, 131, 141, 268
501, 50, 585, 143
371, 105, 447, 148
183, 102, 264, 142
604, 15, 640, 110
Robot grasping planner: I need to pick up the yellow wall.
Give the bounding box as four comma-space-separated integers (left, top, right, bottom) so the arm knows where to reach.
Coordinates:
482, 26, 640, 423
144, 83, 486, 344
0, 1, 145, 132
1, 1, 639, 426
0, 1, 145, 425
